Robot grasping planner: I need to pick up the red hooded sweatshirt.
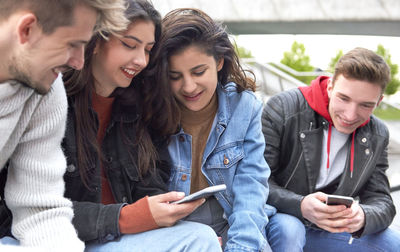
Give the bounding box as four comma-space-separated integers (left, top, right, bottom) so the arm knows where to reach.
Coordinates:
299, 76, 369, 178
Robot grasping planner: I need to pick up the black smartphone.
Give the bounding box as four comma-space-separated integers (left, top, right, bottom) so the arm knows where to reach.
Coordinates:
326, 194, 354, 208
173, 184, 226, 204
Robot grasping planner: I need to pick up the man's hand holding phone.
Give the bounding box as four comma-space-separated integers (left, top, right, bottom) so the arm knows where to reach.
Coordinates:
300, 192, 365, 233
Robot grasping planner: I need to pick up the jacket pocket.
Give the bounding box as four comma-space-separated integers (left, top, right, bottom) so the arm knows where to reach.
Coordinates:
206, 142, 244, 169
120, 159, 139, 182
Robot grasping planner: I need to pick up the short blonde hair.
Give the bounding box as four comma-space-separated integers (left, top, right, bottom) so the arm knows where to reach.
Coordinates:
84, 0, 129, 37
0, 0, 128, 35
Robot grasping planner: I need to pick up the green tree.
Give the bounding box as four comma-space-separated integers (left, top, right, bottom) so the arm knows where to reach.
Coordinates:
280, 41, 315, 84
328, 50, 343, 73
234, 43, 253, 59
375, 44, 400, 95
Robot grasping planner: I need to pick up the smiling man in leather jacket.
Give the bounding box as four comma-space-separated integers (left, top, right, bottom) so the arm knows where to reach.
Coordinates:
262, 47, 400, 251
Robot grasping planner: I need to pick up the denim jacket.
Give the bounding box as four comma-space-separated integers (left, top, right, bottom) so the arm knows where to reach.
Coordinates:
168, 82, 276, 252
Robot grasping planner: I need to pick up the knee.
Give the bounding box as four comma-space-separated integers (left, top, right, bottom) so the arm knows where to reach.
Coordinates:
180, 221, 221, 251
267, 213, 306, 251
188, 221, 219, 241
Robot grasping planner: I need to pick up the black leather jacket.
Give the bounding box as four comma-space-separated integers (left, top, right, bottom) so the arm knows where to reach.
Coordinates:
262, 88, 396, 237
63, 98, 170, 242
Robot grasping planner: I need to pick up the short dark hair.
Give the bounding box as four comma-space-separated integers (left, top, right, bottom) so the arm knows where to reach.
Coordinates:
332, 47, 391, 92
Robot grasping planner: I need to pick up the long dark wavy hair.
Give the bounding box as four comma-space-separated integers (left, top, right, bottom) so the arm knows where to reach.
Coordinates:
63, 0, 179, 188
150, 8, 256, 106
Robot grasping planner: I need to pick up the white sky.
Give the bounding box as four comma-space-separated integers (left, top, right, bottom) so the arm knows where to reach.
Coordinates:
235, 34, 400, 73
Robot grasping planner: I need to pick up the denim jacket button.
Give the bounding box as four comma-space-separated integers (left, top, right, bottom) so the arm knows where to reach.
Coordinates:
181, 174, 187, 181
122, 196, 128, 203
66, 164, 76, 173
179, 135, 185, 142
223, 155, 230, 165
300, 133, 306, 139
365, 149, 370, 155
362, 137, 367, 143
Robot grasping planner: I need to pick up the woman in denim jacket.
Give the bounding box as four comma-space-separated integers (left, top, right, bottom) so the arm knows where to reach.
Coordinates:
152, 8, 276, 252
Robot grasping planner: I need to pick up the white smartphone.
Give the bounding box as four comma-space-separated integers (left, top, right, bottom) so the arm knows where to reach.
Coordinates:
326, 194, 354, 208
173, 184, 227, 204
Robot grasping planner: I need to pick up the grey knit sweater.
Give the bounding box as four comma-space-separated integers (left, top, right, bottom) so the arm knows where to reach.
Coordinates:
0, 76, 83, 251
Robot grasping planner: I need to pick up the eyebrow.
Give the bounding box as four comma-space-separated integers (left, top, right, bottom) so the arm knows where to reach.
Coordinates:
123, 35, 155, 45
169, 64, 207, 74
337, 92, 377, 106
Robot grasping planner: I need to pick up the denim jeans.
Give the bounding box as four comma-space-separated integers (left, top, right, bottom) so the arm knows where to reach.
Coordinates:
266, 212, 400, 252
0, 236, 19, 245
304, 226, 400, 252
266, 213, 306, 252
85, 220, 222, 252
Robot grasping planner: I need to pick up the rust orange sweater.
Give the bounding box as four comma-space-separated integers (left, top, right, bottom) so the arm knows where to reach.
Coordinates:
92, 92, 157, 234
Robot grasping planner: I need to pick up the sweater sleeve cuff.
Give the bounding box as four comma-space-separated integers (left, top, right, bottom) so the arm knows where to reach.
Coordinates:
118, 196, 158, 234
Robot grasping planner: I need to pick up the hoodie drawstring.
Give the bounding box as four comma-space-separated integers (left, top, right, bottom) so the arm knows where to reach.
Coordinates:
326, 123, 332, 169
350, 132, 355, 178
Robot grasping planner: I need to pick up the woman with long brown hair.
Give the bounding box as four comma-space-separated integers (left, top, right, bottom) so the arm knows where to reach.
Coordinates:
153, 8, 275, 251
62, 1, 220, 251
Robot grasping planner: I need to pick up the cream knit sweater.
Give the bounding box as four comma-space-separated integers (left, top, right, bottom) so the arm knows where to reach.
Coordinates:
0, 76, 84, 251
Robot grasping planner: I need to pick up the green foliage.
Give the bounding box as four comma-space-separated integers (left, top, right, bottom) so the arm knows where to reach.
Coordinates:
233, 41, 253, 59
373, 103, 400, 120
328, 50, 343, 73
375, 44, 400, 95
280, 41, 315, 85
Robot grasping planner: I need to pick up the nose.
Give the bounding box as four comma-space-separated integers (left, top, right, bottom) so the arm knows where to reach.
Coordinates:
131, 49, 148, 69
343, 103, 358, 121
182, 75, 197, 94
67, 45, 85, 70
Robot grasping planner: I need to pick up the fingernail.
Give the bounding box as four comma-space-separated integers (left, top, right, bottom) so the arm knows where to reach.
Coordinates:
177, 192, 185, 197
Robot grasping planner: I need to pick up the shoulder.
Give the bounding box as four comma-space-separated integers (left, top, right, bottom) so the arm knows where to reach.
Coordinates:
263, 88, 309, 121
218, 82, 262, 109
365, 115, 389, 138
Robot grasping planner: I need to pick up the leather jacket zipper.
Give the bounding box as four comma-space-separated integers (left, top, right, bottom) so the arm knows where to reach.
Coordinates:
284, 151, 303, 188
284, 122, 313, 189
350, 150, 373, 195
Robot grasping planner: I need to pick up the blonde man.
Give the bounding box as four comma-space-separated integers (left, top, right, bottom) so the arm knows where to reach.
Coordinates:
0, 0, 128, 251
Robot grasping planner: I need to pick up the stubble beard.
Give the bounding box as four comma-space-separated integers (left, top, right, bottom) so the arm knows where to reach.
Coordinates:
8, 59, 49, 95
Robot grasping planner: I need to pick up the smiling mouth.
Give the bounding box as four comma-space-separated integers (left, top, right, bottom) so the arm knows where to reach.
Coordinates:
338, 117, 359, 127
183, 92, 202, 101
122, 68, 137, 78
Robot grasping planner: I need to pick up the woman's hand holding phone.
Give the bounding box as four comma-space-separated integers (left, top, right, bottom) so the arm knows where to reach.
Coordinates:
147, 191, 205, 227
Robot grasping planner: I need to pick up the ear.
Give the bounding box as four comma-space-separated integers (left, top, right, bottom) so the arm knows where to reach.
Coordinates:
217, 57, 224, 72
327, 78, 334, 99
377, 95, 384, 106
16, 13, 38, 44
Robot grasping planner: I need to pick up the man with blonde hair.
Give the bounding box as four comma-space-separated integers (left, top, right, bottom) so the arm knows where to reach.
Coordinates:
0, 0, 127, 251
